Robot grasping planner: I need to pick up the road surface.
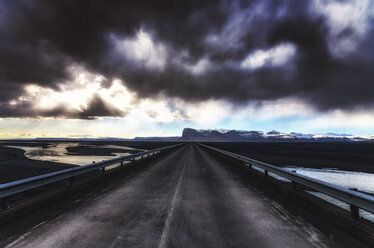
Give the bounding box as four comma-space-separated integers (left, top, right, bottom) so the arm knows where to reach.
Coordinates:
0, 144, 337, 248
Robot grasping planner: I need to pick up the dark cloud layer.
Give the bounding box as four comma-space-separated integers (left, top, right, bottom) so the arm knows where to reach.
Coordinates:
0, 0, 374, 118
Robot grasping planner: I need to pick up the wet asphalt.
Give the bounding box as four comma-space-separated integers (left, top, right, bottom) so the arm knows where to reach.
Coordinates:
0, 143, 338, 248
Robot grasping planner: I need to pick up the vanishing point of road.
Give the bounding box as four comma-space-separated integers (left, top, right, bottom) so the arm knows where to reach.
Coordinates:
0, 144, 337, 248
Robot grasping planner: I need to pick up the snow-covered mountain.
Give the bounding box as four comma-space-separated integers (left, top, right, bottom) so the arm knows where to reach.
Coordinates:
181, 128, 373, 142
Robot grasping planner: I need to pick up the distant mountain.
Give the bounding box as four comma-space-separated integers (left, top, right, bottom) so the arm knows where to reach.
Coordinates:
180, 128, 373, 142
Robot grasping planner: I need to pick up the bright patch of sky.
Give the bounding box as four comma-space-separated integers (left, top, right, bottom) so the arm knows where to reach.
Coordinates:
182, 58, 211, 75
22, 69, 108, 113
111, 29, 167, 70
312, 0, 374, 57
240, 43, 296, 70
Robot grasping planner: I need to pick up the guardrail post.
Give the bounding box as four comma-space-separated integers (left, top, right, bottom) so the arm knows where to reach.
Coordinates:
350, 204, 359, 219
1, 197, 11, 210
349, 188, 360, 219
101, 167, 105, 173
264, 170, 268, 176
69, 177, 75, 186
120, 161, 123, 166
292, 181, 297, 191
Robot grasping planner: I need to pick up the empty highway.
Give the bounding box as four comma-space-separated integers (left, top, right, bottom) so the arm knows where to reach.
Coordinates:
0, 144, 338, 248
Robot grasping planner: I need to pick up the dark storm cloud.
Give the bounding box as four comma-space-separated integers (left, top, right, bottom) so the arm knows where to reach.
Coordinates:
0, 0, 374, 118
34, 94, 125, 119
76, 94, 124, 119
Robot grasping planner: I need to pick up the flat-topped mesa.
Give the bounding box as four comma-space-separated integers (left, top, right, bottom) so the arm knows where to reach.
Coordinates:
181, 128, 262, 142
181, 128, 205, 141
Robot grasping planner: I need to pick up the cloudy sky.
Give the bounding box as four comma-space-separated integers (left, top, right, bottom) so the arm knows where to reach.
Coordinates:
1, 0, 374, 138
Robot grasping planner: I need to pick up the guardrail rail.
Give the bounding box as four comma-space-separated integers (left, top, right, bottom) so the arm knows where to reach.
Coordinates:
0, 143, 184, 210
198, 143, 374, 219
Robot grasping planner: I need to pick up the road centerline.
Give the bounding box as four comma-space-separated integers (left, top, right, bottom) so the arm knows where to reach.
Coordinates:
158, 149, 189, 248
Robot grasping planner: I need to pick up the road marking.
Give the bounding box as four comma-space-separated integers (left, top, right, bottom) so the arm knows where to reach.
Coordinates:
157, 155, 188, 248
30, 221, 47, 231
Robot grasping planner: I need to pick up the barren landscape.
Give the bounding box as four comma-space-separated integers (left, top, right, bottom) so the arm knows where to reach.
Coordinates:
0, 141, 176, 183
205, 142, 374, 173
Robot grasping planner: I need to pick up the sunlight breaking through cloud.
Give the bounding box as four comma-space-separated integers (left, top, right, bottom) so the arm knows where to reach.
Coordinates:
111, 29, 167, 70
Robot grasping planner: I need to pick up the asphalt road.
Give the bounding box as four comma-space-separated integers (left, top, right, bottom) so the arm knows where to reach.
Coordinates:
1, 144, 337, 248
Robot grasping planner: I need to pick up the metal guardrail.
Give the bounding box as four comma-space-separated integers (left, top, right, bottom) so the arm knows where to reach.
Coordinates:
0, 143, 184, 209
198, 143, 374, 219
